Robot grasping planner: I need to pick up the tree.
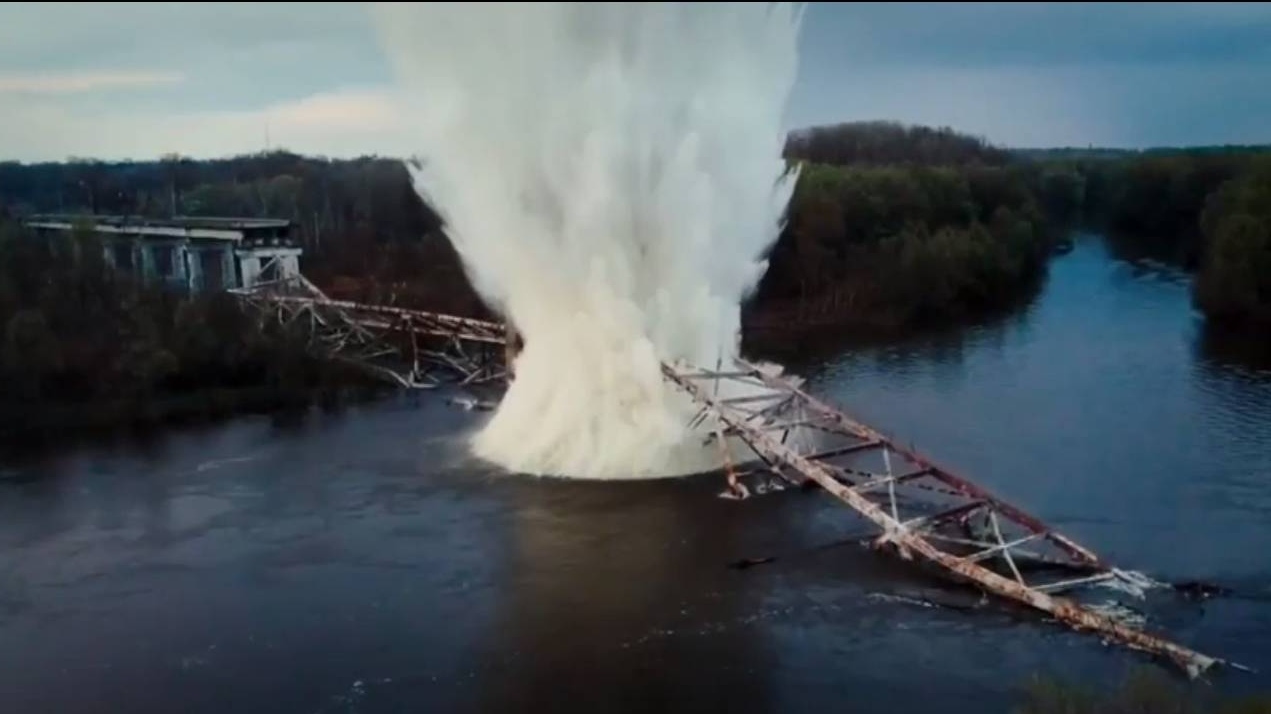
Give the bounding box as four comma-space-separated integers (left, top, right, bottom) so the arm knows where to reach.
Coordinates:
1194, 160, 1271, 325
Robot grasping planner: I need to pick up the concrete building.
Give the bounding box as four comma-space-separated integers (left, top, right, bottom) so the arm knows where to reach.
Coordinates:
23, 214, 303, 292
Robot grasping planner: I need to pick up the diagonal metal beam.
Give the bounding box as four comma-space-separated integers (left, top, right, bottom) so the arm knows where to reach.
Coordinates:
661, 359, 1238, 680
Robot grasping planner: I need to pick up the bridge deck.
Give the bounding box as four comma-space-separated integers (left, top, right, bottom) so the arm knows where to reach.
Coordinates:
664, 358, 1242, 679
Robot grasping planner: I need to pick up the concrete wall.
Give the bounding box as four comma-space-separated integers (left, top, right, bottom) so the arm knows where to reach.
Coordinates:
30, 222, 302, 293
185, 244, 237, 291
235, 247, 303, 289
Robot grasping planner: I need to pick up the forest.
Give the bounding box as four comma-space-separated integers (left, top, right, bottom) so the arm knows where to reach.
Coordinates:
769, 121, 1271, 331
1052, 149, 1271, 326
754, 123, 1061, 332
0, 219, 371, 438
1, 120, 1268, 433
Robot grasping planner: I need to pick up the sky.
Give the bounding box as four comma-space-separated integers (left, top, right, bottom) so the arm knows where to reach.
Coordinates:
0, 1, 1268, 162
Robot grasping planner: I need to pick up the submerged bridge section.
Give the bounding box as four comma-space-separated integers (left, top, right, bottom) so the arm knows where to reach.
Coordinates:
234, 278, 1241, 679
662, 359, 1243, 679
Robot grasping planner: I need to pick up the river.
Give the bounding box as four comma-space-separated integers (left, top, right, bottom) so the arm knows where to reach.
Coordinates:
2, 235, 1269, 713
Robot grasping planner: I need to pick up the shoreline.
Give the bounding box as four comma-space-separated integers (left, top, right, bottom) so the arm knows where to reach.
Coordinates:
0, 383, 392, 452
0, 279, 1052, 448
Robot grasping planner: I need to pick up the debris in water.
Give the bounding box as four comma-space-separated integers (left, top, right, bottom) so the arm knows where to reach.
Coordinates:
447, 395, 495, 412
728, 557, 775, 570
1087, 601, 1149, 629
1172, 580, 1233, 601
665, 357, 1247, 679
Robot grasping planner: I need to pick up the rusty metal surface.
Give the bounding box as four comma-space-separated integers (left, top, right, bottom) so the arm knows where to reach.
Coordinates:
662, 358, 1241, 679
263, 295, 506, 344
233, 275, 506, 388
735, 358, 1106, 568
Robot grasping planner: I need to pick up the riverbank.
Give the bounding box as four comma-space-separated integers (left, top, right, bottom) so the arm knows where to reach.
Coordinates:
0, 220, 386, 445
0, 382, 391, 452
740, 270, 1047, 364
1042, 149, 1271, 329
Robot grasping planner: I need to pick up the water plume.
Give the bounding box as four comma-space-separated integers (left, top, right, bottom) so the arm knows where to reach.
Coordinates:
371, 2, 804, 479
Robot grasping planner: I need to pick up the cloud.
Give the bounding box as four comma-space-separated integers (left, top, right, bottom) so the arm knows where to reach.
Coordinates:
786, 56, 1271, 149
789, 2, 1271, 147
0, 3, 388, 113
788, 65, 1105, 149
0, 70, 184, 95
0, 2, 1267, 160
0, 2, 405, 161
1, 86, 412, 162
803, 2, 1271, 70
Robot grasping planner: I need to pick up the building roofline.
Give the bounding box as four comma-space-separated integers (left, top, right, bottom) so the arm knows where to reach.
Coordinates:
25, 214, 292, 230
22, 214, 293, 243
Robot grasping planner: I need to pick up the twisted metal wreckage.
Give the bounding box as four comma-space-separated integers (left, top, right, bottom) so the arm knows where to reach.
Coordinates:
234, 274, 1247, 680
230, 273, 510, 390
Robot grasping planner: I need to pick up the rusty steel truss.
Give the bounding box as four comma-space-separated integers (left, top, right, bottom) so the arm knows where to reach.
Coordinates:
663, 357, 1246, 680
229, 274, 1244, 678
231, 274, 507, 388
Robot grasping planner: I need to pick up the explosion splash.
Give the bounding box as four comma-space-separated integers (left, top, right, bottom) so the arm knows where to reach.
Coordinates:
371, 2, 803, 478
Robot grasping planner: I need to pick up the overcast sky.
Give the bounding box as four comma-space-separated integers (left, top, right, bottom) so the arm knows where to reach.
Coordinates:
1, 2, 1268, 162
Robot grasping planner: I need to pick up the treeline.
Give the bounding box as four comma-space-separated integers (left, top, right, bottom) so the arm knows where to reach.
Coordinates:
784, 120, 1013, 167
2, 120, 1267, 348
1061, 152, 1254, 266
0, 152, 442, 246
1032, 149, 1271, 327
0, 219, 365, 437
776, 123, 1271, 330
1192, 158, 1271, 326
752, 121, 1065, 332
0, 152, 489, 317
1013, 144, 1271, 162
1, 127, 1052, 336
751, 161, 1055, 329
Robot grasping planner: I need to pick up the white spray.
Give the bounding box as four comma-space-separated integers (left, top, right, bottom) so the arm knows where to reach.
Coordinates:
370, 2, 804, 479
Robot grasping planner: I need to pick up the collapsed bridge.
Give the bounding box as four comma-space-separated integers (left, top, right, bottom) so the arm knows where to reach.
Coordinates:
234, 273, 1244, 680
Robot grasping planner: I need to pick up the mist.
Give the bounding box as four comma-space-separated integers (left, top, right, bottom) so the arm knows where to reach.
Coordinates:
370, 2, 803, 479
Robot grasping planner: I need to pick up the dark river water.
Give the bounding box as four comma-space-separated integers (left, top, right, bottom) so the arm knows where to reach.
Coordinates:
2, 235, 1269, 713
